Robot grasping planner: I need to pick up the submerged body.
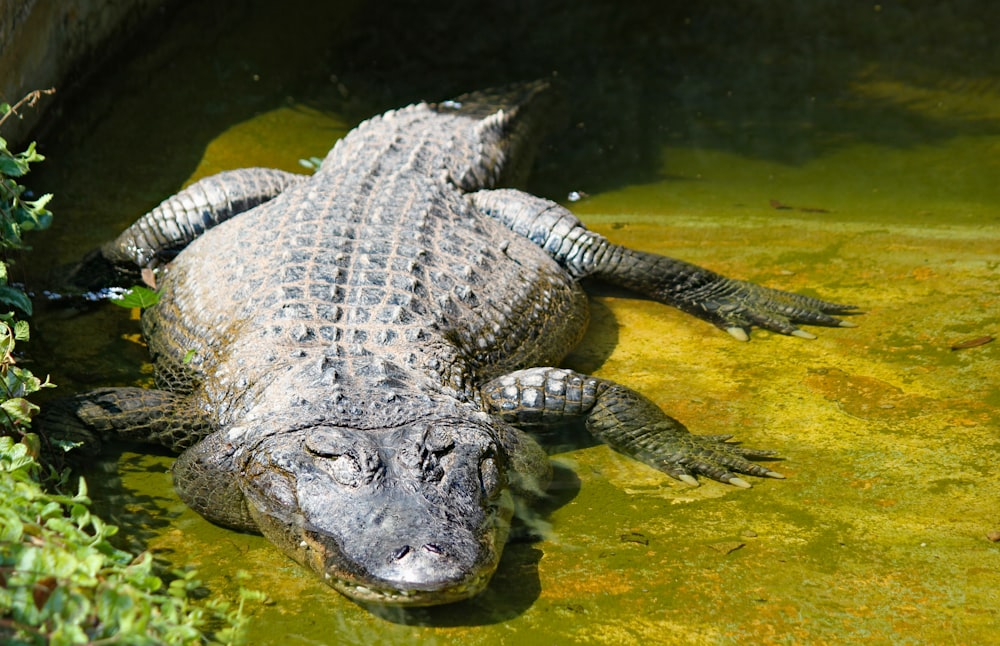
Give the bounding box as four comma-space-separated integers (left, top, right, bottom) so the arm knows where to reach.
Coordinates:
45, 82, 856, 606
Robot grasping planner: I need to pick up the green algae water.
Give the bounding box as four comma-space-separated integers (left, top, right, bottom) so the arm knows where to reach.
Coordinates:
26, 1, 1000, 643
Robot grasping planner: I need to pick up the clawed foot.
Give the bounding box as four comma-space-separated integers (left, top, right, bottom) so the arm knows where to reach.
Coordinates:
685, 278, 859, 341
644, 429, 784, 488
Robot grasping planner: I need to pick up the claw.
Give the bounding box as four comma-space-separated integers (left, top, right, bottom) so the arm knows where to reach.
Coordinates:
766, 470, 785, 479
700, 434, 735, 442
726, 326, 749, 342
838, 320, 858, 328
727, 477, 752, 489
678, 474, 700, 487
791, 329, 817, 340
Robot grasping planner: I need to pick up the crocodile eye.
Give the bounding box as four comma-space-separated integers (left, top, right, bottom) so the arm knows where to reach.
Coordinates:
424, 430, 455, 456
412, 428, 455, 481
306, 444, 365, 487
304, 427, 350, 457
304, 428, 379, 487
328, 454, 363, 487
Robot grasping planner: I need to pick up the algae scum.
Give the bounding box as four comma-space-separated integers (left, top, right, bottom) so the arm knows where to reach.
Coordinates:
27, 1, 1000, 643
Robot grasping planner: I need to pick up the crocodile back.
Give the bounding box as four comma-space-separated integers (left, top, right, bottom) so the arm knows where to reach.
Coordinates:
143, 93, 588, 430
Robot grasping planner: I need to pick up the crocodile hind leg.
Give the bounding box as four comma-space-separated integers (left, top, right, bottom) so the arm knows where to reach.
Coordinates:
38, 387, 213, 454
67, 168, 306, 289
481, 367, 782, 487
471, 188, 858, 340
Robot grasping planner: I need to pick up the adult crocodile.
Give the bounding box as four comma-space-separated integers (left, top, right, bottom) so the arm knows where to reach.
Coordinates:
43, 82, 856, 606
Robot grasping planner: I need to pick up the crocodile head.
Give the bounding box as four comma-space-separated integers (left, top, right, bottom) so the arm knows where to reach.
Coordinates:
240, 417, 515, 606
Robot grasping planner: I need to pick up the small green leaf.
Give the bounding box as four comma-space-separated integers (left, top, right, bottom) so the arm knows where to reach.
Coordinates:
0, 507, 23, 541
13, 319, 29, 341
51, 437, 85, 453
0, 284, 32, 315
0, 156, 23, 177
1, 396, 38, 424
182, 349, 197, 364
21, 432, 41, 458
111, 285, 161, 309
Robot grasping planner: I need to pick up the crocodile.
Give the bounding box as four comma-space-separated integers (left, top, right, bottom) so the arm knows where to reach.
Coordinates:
43, 81, 857, 606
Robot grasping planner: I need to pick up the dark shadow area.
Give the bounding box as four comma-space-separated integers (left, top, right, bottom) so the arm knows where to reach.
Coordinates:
562, 296, 621, 377
313, 0, 1000, 197
75, 446, 180, 553
28, 0, 1000, 265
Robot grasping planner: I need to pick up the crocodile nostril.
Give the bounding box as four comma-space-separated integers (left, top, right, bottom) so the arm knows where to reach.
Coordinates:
422, 543, 444, 555
390, 545, 412, 561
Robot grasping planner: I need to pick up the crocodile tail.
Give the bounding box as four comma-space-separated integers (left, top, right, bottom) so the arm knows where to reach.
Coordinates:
431, 79, 559, 120
433, 79, 565, 190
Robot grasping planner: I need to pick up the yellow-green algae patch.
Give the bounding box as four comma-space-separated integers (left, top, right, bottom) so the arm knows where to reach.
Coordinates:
185, 105, 350, 181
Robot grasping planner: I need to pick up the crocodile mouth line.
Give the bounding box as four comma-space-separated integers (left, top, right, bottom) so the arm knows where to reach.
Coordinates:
326, 571, 493, 605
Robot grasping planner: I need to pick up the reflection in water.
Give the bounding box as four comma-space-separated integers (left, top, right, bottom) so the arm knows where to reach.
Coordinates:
40, 286, 130, 302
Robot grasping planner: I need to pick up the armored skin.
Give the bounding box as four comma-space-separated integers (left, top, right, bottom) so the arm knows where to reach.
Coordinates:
43, 82, 856, 606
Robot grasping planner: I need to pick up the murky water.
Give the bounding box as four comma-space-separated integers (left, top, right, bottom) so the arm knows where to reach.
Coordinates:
25, 1, 1000, 643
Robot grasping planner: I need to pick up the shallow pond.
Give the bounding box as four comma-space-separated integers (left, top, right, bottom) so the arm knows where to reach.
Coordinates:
26, 1, 1000, 643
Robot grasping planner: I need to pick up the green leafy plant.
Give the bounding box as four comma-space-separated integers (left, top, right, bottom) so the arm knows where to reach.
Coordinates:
1, 92, 54, 316
1, 91, 259, 644
0, 314, 51, 432
0, 138, 52, 244
0, 92, 56, 431
0, 435, 263, 645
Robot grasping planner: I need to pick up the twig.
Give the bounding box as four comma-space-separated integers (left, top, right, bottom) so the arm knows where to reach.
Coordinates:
0, 88, 56, 130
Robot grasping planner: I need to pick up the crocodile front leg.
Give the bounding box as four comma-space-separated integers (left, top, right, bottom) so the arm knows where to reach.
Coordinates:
38, 387, 213, 453
173, 430, 255, 531
481, 367, 782, 487
40, 389, 254, 530
68, 168, 306, 289
471, 189, 857, 340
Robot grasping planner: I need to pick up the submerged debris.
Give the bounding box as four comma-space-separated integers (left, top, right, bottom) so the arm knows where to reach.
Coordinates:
708, 541, 745, 555
769, 198, 830, 214
620, 531, 649, 546
950, 335, 994, 351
